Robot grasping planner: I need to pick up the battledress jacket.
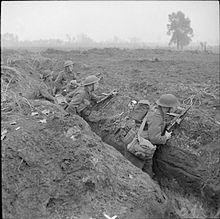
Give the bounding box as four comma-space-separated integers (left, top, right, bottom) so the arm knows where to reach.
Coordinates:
29, 81, 55, 103
54, 70, 76, 91
124, 105, 168, 170
65, 86, 103, 114
141, 105, 168, 145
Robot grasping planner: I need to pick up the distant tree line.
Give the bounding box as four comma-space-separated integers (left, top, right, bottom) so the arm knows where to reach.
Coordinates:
2, 12, 216, 51
1, 33, 148, 48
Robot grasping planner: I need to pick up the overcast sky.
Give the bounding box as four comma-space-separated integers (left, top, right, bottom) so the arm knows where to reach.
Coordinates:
1, 1, 219, 45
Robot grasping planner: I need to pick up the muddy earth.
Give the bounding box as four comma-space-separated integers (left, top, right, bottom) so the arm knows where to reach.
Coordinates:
1, 47, 220, 219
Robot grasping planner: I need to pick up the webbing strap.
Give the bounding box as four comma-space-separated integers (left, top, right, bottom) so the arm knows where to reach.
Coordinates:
137, 113, 148, 142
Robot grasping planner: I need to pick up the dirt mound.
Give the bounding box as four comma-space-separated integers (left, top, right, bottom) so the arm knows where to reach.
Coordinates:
86, 93, 220, 214
154, 143, 220, 209
2, 47, 219, 218
1, 65, 44, 115
2, 111, 169, 219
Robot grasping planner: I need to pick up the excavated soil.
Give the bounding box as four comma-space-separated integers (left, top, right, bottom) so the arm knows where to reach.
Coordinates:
1, 47, 220, 219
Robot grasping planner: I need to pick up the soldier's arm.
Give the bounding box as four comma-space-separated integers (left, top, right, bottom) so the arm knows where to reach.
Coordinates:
66, 89, 78, 101
66, 81, 79, 93
147, 115, 167, 145
40, 88, 55, 103
30, 85, 40, 100
90, 93, 104, 103
68, 90, 85, 106
54, 72, 64, 86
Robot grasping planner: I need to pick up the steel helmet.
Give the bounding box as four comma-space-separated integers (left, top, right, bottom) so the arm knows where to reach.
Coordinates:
64, 60, 74, 68
156, 94, 179, 108
83, 75, 100, 86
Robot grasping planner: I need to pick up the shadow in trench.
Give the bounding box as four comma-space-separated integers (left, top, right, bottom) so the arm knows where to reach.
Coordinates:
87, 118, 219, 217
88, 119, 155, 178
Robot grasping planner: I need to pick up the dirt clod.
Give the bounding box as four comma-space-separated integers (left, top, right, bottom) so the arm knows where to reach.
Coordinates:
2, 47, 219, 218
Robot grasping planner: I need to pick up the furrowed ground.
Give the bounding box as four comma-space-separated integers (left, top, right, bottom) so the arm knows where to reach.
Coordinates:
1, 47, 220, 219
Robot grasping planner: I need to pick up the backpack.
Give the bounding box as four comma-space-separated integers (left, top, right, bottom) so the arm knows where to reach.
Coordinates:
127, 134, 156, 160
129, 99, 150, 123
126, 100, 156, 160
123, 100, 151, 145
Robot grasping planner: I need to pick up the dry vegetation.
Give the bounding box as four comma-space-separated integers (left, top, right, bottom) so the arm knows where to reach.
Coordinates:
1, 47, 219, 219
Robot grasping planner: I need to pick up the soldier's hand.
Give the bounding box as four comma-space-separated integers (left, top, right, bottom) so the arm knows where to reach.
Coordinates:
165, 131, 172, 140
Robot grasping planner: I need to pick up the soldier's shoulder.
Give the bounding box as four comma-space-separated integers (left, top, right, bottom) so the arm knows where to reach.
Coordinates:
58, 70, 65, 75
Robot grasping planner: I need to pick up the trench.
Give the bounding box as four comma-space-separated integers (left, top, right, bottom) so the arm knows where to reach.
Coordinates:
87, 118, 219, 219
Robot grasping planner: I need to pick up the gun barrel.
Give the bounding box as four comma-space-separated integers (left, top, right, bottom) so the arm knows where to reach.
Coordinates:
180, 104, 192, 118
97, 93, 113, 104
166, 104, 192, 131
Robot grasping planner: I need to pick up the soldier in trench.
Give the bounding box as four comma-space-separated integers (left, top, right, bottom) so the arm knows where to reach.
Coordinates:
123, 94, 179, 177
53, 60, 80, 95
28, 70, 57, 103
64, 75, 117, 121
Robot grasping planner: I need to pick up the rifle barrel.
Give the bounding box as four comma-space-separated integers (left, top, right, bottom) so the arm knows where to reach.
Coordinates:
97, 93, 113, 104
167, 104, 192, 131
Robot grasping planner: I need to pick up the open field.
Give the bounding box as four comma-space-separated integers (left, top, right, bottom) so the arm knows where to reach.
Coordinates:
1, 47, 220, 219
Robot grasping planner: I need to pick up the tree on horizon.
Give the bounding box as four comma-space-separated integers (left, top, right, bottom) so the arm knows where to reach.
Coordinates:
167, 11, 193, 50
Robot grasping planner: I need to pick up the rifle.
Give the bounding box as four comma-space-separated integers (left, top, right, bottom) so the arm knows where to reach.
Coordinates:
166, 104, 192, 132
93, 89, 118, 109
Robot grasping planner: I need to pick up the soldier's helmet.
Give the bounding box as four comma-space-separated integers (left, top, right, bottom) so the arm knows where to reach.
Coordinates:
64, 60, 74, 68
82, 75, 100, 86
156, 94, 179, 108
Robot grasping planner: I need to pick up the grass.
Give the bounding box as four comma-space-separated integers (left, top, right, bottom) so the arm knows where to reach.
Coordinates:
161, 178, 219, 219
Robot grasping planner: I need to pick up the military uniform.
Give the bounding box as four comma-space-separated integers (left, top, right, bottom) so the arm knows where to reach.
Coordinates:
29, 82, 55, 103
125, 93, 179, 177
44, 74, 55, 95
54, 70, 76, 94
142, 105, 168, 176
65, 86, 102, 118
124, 105, 168, 177
141, 105, 167, 144
65, 80, 79, 94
